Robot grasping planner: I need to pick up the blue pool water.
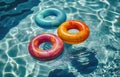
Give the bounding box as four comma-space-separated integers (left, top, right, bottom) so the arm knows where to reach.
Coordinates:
0, 0, 120, 77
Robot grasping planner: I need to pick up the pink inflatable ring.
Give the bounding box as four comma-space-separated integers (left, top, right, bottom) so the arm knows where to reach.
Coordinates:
28, 33, 64, 61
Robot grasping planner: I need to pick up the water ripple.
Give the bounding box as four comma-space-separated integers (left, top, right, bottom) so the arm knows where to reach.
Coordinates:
0, 0, 40, 40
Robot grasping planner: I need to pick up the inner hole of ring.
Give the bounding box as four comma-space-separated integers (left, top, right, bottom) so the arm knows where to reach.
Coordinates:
68, 28, 80, 34
39, 42, 52, 50
44, 13, 57, 20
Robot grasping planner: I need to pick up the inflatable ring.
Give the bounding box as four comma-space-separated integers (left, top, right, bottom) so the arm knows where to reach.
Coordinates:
57, 20, 90, 44
35, 8, 66, 29
28, 34, 64, 61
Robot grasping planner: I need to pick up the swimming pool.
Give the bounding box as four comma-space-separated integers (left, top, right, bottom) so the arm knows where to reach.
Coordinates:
0, 0, 120, 77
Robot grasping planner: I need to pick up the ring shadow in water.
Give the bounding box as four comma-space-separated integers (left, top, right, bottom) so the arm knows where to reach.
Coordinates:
48, 69, 76, 77
0, 0, 40, 40
69, 47, 98, 74
48, 43, 74, 77
48, 44, 98, 76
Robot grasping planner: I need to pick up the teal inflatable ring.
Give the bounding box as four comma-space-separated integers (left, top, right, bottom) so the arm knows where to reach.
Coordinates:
35, 8, 66, 29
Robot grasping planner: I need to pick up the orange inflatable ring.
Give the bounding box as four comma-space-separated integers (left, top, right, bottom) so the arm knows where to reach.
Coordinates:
57, 20, 90, 44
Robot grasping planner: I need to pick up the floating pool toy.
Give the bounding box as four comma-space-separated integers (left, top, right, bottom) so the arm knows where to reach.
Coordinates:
57, 20, 90, 44
35, 8, 66, 28
28, 33, 64, 61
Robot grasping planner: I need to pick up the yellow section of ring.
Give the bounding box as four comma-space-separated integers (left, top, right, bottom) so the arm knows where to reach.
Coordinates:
57, 20, 90, 44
